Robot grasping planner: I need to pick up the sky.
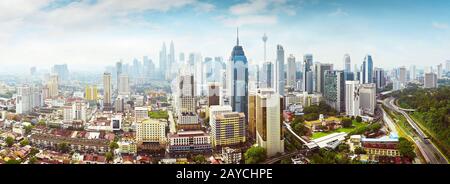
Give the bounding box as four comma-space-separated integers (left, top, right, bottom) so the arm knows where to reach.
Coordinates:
0, 0, 449, 74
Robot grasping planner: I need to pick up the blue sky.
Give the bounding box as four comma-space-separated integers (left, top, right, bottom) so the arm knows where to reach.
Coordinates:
0, 0, 449, 73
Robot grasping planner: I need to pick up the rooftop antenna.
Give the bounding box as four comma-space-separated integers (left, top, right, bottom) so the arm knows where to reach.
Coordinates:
236, 27, 239, 46
262, 33, 268, 62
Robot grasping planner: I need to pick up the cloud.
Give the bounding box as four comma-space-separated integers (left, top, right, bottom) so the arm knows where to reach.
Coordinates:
329, 8, 348, 17
432, 21, 449, 30
219, 15, 278, 27
222, 0, 297, 27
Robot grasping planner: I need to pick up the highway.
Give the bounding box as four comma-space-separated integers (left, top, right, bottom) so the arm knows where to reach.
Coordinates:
382, 97, 448, 164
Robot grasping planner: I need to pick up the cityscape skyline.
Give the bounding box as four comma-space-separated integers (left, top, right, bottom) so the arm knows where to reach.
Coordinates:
1, 0, 450, 74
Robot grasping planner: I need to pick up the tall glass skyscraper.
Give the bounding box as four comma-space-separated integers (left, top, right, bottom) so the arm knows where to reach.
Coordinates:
361, 55, 373, 84
303, 54, 313, 94
229, 29, 248, 117
275, 45, 285, 96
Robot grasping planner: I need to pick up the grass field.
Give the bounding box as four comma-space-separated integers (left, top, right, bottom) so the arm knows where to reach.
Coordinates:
311, 120, 366, 139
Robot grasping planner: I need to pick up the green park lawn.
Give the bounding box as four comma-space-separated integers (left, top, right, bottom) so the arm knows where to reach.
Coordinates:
311, 120, 366, 140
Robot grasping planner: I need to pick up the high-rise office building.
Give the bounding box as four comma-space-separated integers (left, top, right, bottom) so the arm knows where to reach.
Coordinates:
260, 62, 273, 88
344, 54, 351, 73
159, 42, 167, 79
248, 92, 256, 140
85, 85, 98, 101
210, 112, 246, 147
103, 72, 112, 107
437, 64, 443, 79
228, 29, 248, 117
255, 88, 284, 157
399, 67, 407, 83
345, 81, 360, 116
72, 101, 87, 122
324, 70, 345, 112
52, 64, 69, 82
118, 75, 130, 96
344, 54, 351, 80
16, 86, 32, 114
208, 82, 220, 107
47, 74, 59, 98
169, 41, 175, 72
361, 55, 373, 84
424, 72, 437, 88
314, 63, 333, 94
287, 54, 296, 87
359, 83, 376, 116
116, 61, 123, 89
303, 54, 313, 94
178, 73, 196, 113
446, 60, 450, 73
409, 65, 416, 81
275, 45, 285, 96
374, 68, 385, 89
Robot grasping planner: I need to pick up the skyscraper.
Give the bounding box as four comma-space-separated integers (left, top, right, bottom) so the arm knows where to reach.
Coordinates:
314, 63, 333, 94
228, 28, 248, 117
437, 64, 443, 79
424, 72, 437, 88
361, 55, 373, 84
409, 65, 416, 81
255, 88, 284, 157
118, 75, 130, 96
159, 42, 167, 79
344, 54, 351, 73
103, 72, 112, 108
324, 70, 345, 112
52, 64, 69, 82
275, 45, 285, 96
85, 85, 98, 101
359, 83, 376, 116
345, 81, 360, 116
446, 60, 450, 73
262, 33, 268, 62
260, 62, 273, 88
16, 86, 32, 114
344, 54, 351, 80
47, 74, 59, 98
287, 54, 296, 87
399, 67, 407, 83
116, 61, 122, 90
303, 54, 313, 94
374, 68, 385, 89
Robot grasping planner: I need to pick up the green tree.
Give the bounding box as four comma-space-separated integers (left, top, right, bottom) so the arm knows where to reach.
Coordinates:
29, 157, 37, 164
280, 158, 291, 164
109, 142, 119, 151
20, 138, 30, 147
193, 155, 207, 164
24, 125, 33, 134
354, 147, 366, 154
5, 136, 14, 147
341, 118, 352, 128
338, 144, 350, 152
57, 142, 70, 153
398, 137, 416, 159
355, 116, 363, 123
244, 147, 267, 164
5, 159, 21, 164
105, 152, 114, 163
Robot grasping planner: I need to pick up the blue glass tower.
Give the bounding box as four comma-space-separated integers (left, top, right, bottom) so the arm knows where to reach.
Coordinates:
362, 55, 373, 84
229, 28, 249, 117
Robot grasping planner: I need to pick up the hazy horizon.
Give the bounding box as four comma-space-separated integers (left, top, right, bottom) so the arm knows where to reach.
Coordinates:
1, 0, 449, 74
